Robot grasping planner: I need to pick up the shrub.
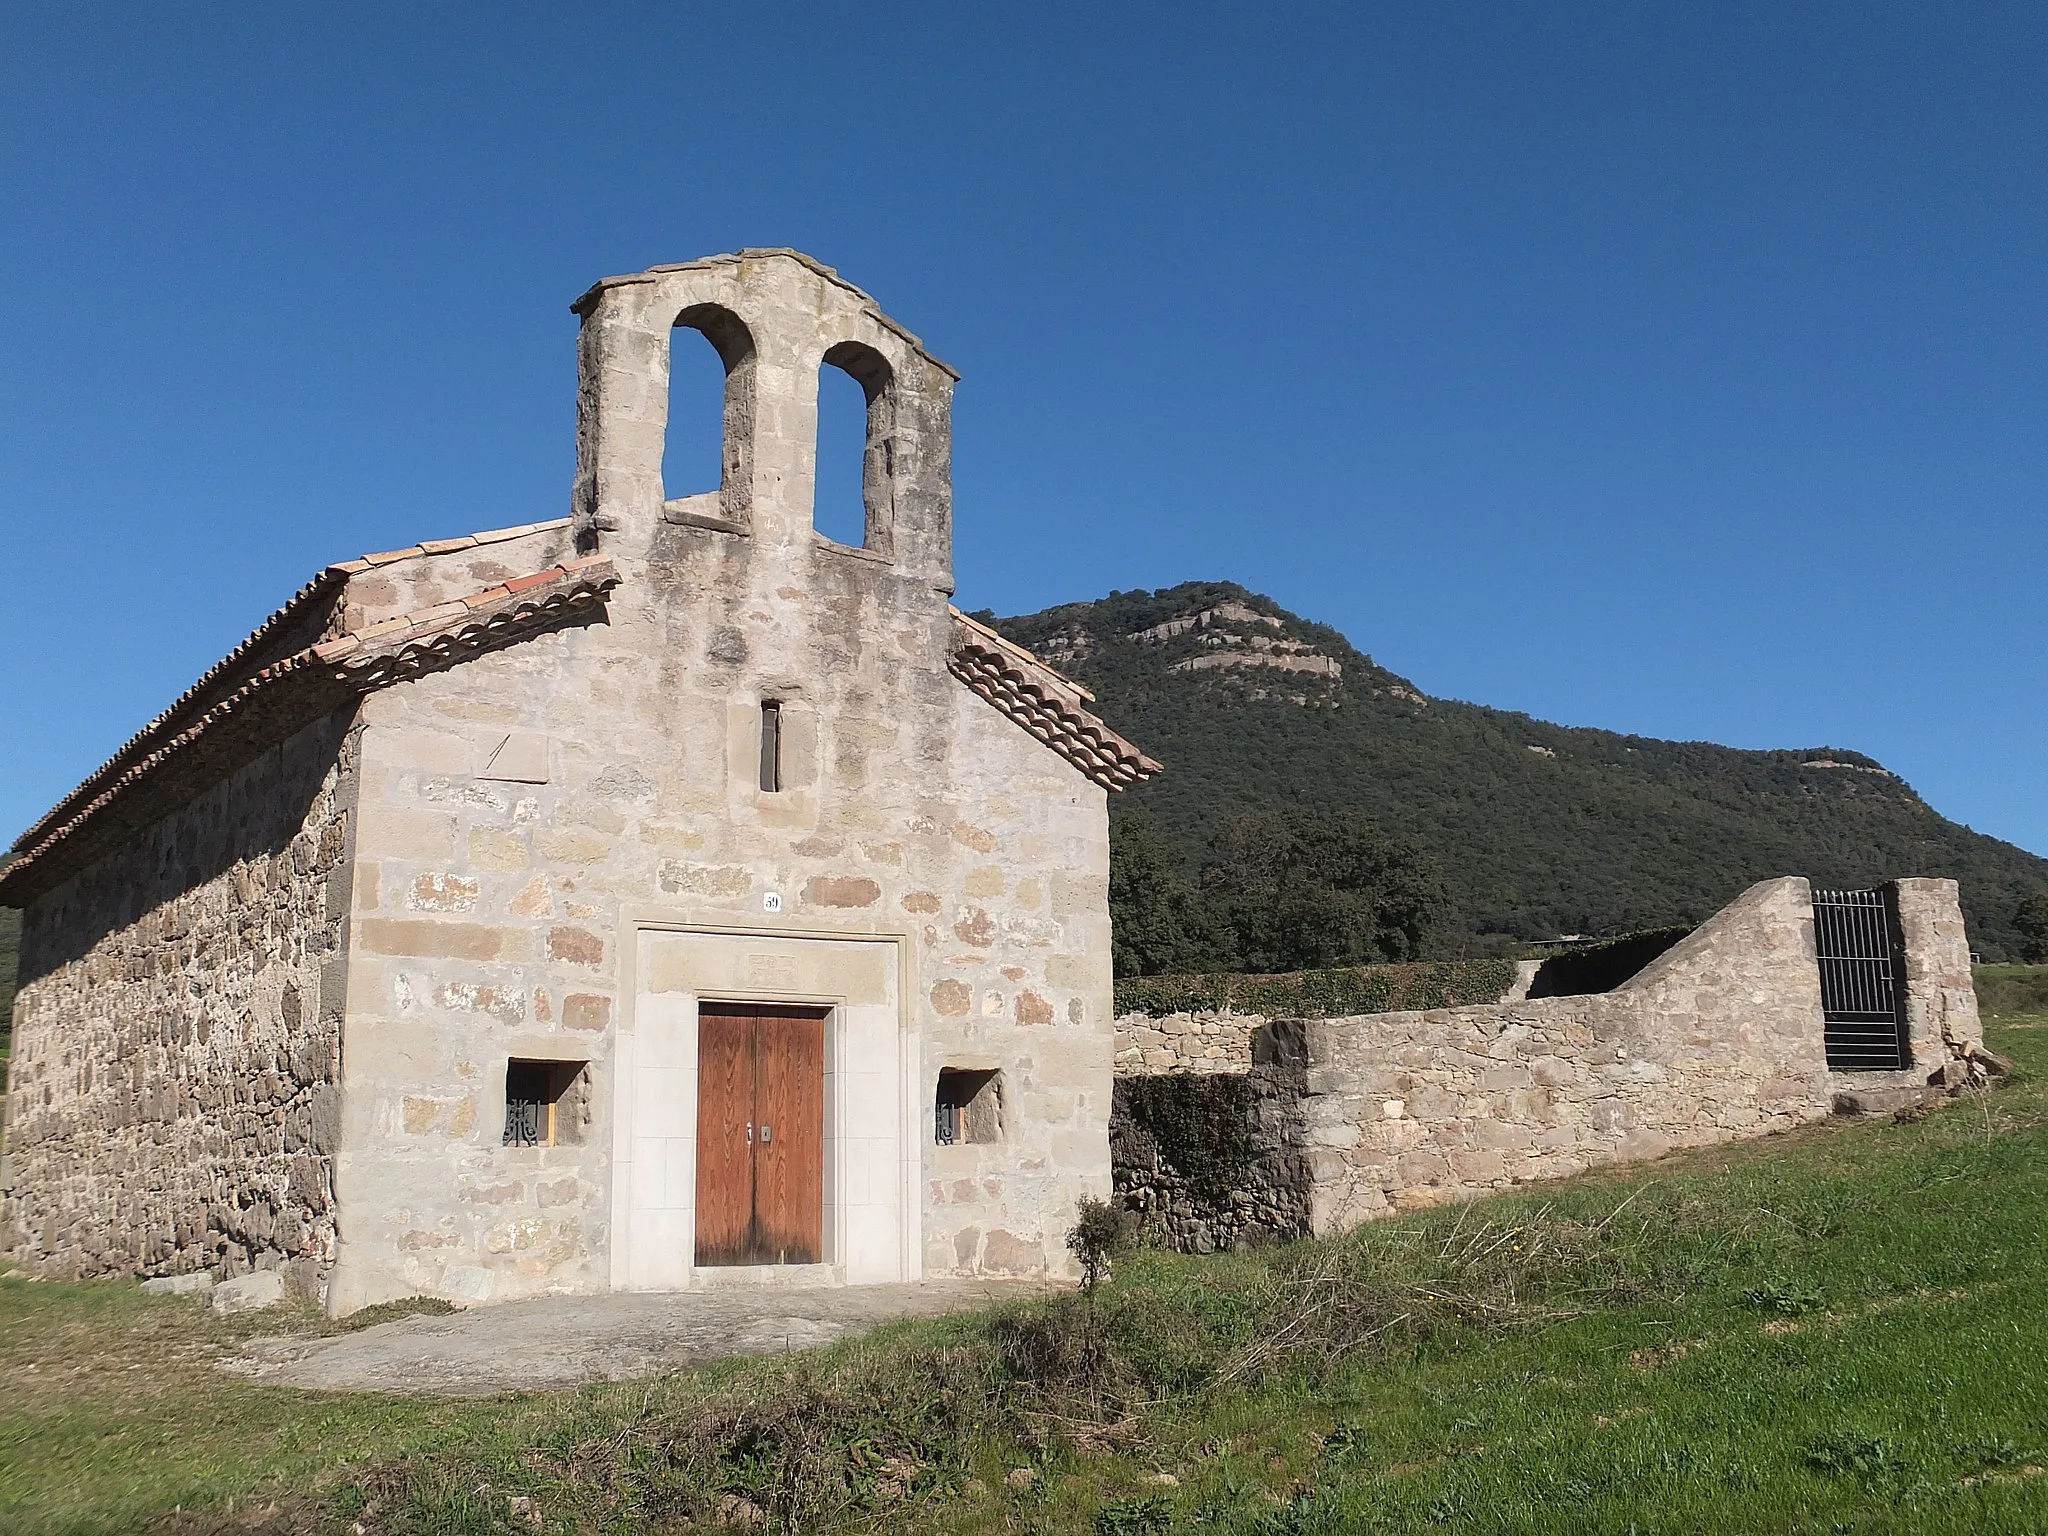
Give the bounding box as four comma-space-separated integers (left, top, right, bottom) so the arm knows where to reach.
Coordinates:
1068, 1199, 1136, 1293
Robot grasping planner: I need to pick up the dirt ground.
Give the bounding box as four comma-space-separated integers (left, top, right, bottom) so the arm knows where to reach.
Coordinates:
218, 1278, 1050, 1395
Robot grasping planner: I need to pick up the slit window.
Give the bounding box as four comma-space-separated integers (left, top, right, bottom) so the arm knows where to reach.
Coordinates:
759, 700, 782, 793
934, 1068, 1002, 1145
504, 1060, 587, 1147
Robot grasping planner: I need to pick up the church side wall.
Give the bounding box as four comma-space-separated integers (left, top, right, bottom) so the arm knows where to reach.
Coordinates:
922, 687, 1113, 1280
0, 714, 357, 1290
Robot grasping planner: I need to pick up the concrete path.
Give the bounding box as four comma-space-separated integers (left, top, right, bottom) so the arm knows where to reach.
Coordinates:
219, 1278, 1047, 1396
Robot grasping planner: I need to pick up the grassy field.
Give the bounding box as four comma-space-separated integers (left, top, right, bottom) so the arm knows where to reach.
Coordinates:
4, 1016, 2047, 1535
1977, 964, 2048, 1018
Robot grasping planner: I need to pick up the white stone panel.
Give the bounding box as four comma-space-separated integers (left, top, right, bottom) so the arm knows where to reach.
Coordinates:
619, 928, 908, 1289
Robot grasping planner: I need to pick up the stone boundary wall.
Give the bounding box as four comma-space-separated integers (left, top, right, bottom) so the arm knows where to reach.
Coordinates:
0, 715, 358, 1290
1298, 875, 1825, 1232
1111, 1064, 1311, 1253
1892, 878, 1982, 1090
1113, 878, 1984, 1247
1113, 965, 1532, 1076
1114, 1010, 1264, 1075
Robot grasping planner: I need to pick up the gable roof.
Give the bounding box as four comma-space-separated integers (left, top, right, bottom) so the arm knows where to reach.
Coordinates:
36, 516, 577, 850
1, 515, 1156, 904
0, 549, 613, 904
948, 609, 1162, 791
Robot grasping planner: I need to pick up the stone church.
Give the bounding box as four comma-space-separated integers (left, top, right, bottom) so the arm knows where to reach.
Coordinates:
0, 250, 1158, 1313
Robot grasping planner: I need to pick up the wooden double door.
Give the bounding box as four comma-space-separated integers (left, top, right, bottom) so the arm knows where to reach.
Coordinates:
694, 1003, 827, 1266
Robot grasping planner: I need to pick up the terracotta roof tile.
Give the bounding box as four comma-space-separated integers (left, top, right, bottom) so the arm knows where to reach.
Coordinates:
950, 607, 1098, 702
1, 551, 614, 902
946, 607, 1160, 792
489, 520, 569, 541
9, 515, 578, 863
336, 518, 572, 575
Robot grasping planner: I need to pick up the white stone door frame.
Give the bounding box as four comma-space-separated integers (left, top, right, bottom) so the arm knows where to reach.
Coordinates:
609, 917, 918, 1291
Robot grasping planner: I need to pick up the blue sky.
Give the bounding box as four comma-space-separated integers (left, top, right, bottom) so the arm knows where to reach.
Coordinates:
3, 3, 2042, 856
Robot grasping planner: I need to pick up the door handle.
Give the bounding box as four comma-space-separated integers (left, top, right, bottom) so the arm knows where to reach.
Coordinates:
760, 1123, 772, 1144
746, 1122, 753, 1143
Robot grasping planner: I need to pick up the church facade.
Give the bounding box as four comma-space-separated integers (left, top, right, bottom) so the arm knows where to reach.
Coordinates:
0, 251, 1157, 1312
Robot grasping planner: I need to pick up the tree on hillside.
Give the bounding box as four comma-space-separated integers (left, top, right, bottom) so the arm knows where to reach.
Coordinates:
1198, 809, 1445, 972
1107, 809, 1217, 978
2016, 891, 2048, 965
996, 586, 2048, 959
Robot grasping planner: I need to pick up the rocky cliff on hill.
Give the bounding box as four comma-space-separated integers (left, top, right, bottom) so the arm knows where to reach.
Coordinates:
982, 582, 2048, 960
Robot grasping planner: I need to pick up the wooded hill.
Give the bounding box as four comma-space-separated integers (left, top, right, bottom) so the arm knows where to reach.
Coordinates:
984, 582, 2048, 961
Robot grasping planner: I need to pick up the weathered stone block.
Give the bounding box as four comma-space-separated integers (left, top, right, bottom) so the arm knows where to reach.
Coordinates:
534, 827, 610, 863
563, 993, 612, 1031
804, 875, 881, 908
210, 1270, 286, 1315
141, 1271, 216, 1297
548, 926, 605, 966
360, 918, 511, 961
469, 828, 530, 871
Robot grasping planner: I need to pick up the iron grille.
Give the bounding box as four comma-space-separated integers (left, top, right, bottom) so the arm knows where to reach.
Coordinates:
503, 1060, 555, 1146
1812, 887, 1909, 1071
504, 1094, 547, 1147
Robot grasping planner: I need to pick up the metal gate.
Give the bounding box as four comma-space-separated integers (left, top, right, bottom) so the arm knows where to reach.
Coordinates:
1812, 887, 1909, 1071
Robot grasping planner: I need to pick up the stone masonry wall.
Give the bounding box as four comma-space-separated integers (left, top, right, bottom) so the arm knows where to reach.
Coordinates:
1887, 877, 1983, 1090
331, 637, 1111, 1309
1114, 1011, 1262, 1075
1114, 878, 1983, 1245
325, 254, 1114, 1311
1301, 876, 1912, 1232
1112, 965, 1532, 1076
1, 714, 356, 1288
1111, 1038, 1312, 1254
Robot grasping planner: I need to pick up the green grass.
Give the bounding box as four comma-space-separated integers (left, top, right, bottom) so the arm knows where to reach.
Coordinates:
1976, 963, 2048, 1018
5, 1019, 2048, 1534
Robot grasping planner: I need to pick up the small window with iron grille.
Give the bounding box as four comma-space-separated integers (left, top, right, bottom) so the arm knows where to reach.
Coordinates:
935, 1068, 1002, 1145
1812, 887, 1911, 1071
503, 1060, 588, 1147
